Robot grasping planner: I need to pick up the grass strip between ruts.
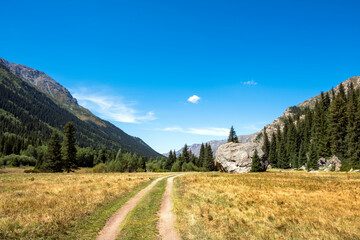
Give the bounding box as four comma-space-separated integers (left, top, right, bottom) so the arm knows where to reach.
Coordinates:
117, 178, 168, 240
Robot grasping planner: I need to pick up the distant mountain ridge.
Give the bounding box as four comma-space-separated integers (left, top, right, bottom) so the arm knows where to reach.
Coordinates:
164, 134, 255, 157
0, 57, 161, 157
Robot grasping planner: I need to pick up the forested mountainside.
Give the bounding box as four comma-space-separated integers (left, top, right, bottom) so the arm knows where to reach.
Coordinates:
0, 61, 161, 158
262, 77, 360, 171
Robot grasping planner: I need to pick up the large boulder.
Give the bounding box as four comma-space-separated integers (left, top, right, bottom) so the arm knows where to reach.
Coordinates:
215, 142, 264, 173
318, 155, 342, 172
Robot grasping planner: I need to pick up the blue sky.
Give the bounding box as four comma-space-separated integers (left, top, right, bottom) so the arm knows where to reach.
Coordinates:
1, 0, 360, 153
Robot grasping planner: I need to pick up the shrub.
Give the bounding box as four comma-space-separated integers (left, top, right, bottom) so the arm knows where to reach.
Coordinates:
24, 168, 42, 173
171, 160, 182, 172
0, 154, 37, 167
92, 163, 106, 173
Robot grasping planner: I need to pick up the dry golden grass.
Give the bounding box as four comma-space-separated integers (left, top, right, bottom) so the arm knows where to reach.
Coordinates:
173, 171, 360, 240
0, 169, 168, 239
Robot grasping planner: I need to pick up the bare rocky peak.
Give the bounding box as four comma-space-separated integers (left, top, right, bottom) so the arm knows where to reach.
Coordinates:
166, 134, 254, 157
0, 57, 77, 106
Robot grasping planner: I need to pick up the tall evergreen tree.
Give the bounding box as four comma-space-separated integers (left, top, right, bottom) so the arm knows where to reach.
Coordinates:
345, 83, 360, 165
268, 132, 277, 166
198, 143, 205, 167
204, 144, 216, 171
227, 126, 239, 143
329, 83, 347, 158
182, 144, 190, 164
286, 118, 298, 168
262, 127, 270, 163
250, 149, 264, 172
44, 131, 63, 172
298, 142, 307, 168
317, 92, 331, 158
307, 141, 319, 171
62, 122, 78, 173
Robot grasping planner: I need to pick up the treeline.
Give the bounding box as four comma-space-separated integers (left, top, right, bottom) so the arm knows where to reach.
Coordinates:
262, 82, 360, 171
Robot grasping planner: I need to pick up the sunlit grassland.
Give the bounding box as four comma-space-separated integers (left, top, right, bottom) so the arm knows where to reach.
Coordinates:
0, 169, 169, 239
173, 172, 360, 240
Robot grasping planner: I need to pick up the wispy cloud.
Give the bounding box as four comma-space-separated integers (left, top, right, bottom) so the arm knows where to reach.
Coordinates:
187, 95, 201, 104
72, 88, 156, 124
162, 126, 229, 136
242, 80, 258, 85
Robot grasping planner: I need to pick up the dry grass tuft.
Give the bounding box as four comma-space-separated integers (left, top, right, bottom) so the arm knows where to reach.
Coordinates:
173, 172, 360, 240
0, 169, 166, 239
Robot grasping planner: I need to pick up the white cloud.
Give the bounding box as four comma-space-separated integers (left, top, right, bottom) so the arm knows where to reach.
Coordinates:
72, 88, 156, 124
242, 80, 258, 85
187, 95, 201, 104
162, 126, 229, 136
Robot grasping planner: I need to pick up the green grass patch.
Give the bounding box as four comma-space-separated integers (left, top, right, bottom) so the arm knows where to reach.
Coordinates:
117, 179, 167, 240
60, 179, 154, 240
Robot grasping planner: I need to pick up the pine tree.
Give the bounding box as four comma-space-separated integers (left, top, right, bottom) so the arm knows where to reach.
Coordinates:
268, 132, 277, 166
298, 142, 307, 168
262, 127, 270, 163
182, 144, 190, 164
198, 143, 205, 167
285, 118, 298, 168
166, 150, 174, 170
44, 131, 63, 172
62, 122, 78, 173
250, 149, 264, 172
227, 126, 239, 143
307, 141, 318, 171
204, 144, 216, 171
318, 92, 331, 158
329, 83, 347, 158
345, 83, 360, 165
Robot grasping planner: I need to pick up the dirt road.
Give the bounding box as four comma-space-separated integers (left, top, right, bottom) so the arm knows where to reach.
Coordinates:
157, 175, 182, 240
96, 175, 169, 240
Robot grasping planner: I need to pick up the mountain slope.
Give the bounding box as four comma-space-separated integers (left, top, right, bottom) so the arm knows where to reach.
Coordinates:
0, 59, 161, 157
253, 76, 360, 142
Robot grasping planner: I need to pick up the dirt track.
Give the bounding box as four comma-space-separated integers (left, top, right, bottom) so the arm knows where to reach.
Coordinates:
96, 175, 168, 240
157, 175, 182, 240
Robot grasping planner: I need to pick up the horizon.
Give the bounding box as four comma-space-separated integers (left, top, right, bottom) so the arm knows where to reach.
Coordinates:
2, 0, 360, 153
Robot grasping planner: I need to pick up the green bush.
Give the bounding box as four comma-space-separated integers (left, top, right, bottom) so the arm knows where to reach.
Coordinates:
0, 154, 37, 167
171, 160, 182, 172
182, 162, 199, 172
24, 168, 42, 173
92, 163, 106, 173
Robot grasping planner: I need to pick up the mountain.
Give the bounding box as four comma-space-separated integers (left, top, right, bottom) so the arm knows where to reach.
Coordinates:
165, 134, 254, 157
254, 76, 360, 142
215, 75, 360, 172
0, 57, 161, 157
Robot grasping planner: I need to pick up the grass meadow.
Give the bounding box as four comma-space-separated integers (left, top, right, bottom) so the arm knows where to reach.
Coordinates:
0, 168, 168, 239
173, 171, 360, 240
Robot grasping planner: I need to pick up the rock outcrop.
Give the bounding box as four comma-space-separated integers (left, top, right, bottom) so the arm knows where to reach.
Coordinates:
318, 156, 342, 172
164, 134, 255, 157
215, 142, 264, 173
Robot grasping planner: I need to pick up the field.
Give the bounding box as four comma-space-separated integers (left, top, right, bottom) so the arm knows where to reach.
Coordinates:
173, 171, 360, 240
2, 169, 360, 240
0, 168, 168, 239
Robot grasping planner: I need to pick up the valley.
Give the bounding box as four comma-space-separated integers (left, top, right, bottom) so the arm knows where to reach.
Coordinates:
1, 169, 360, 239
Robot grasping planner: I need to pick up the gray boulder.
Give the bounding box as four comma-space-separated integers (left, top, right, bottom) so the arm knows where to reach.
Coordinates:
215, 142, 265, 173
299, 165, 306, 171
318, 156, 342, 172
